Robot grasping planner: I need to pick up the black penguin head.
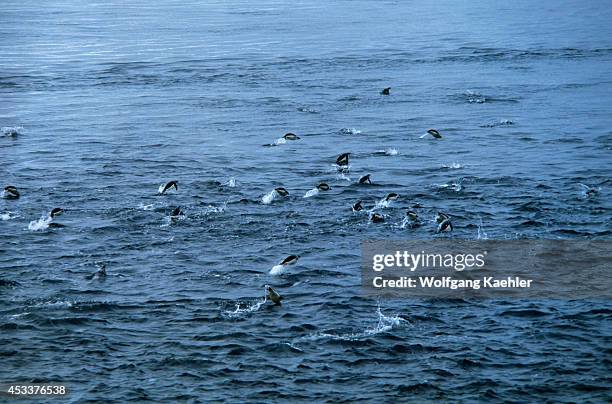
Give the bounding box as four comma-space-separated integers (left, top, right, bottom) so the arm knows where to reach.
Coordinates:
50, 208, 63, 218
353, 200, 363, 211
171, 207, 183, 216
317, 183, 330, 191
385, 193, 399, 201
359, 174, 371, 184
427, 129, 441, 138
274, 187, 289, 197
406, 211, 418, 221
370, 213, 385, 223
381, 87, 391, 95
336, 153, 350, 166
283, 133, 300, 140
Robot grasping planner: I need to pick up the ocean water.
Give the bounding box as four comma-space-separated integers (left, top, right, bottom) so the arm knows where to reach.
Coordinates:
1, 0, 611, 402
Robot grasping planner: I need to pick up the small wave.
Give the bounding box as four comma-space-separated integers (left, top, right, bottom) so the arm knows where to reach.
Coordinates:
273, 137, 287, 145
303, 188, 319, 198
480, 119, 514, 128
28, 215, 52, 231
384, 148, 398, 156
442, 162, 464, 169
297, 106, 318, 114
338, 128, 361, 135
463, 90, 486, 103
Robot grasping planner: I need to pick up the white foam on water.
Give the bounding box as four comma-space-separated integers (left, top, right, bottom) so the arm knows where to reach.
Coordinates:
384, 148, 398, 156
225, 177, 237, 187
273, 137, 287, 145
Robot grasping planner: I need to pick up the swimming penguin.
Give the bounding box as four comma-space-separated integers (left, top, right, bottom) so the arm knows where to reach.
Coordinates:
384, 192, 399, 202
159, 180, 178, 194
171, 206, 184, 217
381, 87, 391, 95
359, 174, 372, 185
316, 183, 331, 191
336, 153, 350, 166
3, 186, 19, 199
437, 218, 453, 233
370, 212, 385, 223
50, 208, 63, 218
436, 212, 450, 224
579, 183, 599, 197
86, 264, 107, 280
406, 210, 419, 221
274, 187, 289, 197
283, 133, 300, 141
265, 285, 283, 305
352, 200, 364, 212
279, 255, 299, 266
425, 129, 442, 139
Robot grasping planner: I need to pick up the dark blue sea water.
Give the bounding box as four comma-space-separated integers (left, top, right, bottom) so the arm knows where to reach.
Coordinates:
1, 0, 611, 402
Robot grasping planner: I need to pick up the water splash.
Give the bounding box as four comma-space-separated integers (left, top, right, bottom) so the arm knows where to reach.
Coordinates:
28, 215, 52, 231
477, 219, 489, 240
262, 189, 278, 204
303, 188, 319, 198
269, 264, 286, 275
1, 211, 17, 221
338, 128, 361, 135
222, 298, 267, 318
295, 305, 407, 343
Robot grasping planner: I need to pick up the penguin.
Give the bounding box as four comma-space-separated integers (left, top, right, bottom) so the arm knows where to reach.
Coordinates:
336, 153, 350, 166
265, 285, 283, 305
86, 264, 107, 280
352, 200, 364, 212
274, 187, 289, 197
437, 218, 453, 233
279, 255, 299, 266
579, 183, 599, 197
283, 133, 300, 140
425, 129, 442, 139
171, 206, 184, 217
370, 212, 385, 223
359, 174, 372, 185
316, 183, 331, 191
436, 212, 450, 224
406, 210, 419, 221
3, 186, 19, 199
159, 180, 178, 194
381, 87, 391, 95
384, 192, 399, 202
50, 208, 63, 218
